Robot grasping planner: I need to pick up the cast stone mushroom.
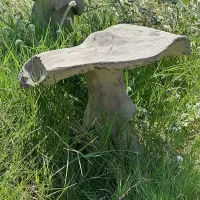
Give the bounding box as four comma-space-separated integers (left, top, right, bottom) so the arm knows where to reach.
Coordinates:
18, 24, 190, 133
32, 0, 85, 27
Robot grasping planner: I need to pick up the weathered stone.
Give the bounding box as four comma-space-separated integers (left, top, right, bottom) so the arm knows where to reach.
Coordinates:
32, 0, 85, 27
18, 24, 190, 138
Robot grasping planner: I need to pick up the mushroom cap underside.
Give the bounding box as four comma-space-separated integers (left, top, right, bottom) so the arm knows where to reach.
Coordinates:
19, 24, 191, 88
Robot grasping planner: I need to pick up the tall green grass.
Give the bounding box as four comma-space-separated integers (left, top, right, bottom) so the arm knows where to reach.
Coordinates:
0, 0, 200, 199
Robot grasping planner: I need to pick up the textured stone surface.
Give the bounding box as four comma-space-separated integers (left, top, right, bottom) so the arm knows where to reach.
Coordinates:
19, 24, 190, 88
18, 24, 190, 132
52, 0, 84, 11
83, 69, 136, 128
32, 0, 85, 27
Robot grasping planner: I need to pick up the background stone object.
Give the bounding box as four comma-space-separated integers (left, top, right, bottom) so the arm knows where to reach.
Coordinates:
18, 24, 191, 131
32, 0, 85, 27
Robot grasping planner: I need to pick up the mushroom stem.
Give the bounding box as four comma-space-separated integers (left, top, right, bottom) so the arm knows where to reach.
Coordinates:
83, 69, 136, 131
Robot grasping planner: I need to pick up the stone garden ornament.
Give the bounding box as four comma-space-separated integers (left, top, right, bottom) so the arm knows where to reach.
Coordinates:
18, 24, 190, 140
32, 0, 85, 27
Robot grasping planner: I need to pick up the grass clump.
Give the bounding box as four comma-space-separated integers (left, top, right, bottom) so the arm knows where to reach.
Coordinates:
0, 0, 200, 199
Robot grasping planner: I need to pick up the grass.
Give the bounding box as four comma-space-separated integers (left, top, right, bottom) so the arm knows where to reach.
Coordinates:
0, 0, 200, 199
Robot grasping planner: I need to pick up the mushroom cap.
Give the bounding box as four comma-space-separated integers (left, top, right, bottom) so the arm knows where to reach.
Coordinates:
19, 24, 191, 88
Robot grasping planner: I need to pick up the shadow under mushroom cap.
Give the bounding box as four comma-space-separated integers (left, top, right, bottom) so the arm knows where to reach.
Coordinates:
18, 24, 191, 87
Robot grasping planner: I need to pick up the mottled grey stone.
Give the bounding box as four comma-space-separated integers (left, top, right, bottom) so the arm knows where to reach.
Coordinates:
19, 24, 190, 87
18, 24, 190, 133
32, 0, 85, 27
